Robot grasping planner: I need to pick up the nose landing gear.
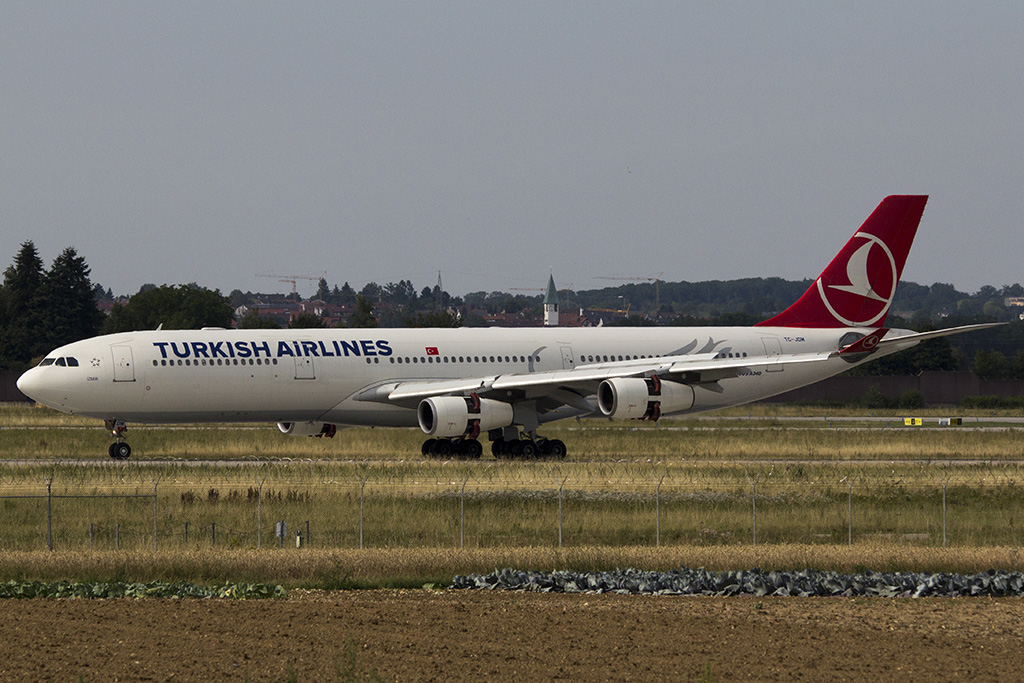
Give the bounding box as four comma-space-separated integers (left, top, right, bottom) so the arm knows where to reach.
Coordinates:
104, 419, 132, 460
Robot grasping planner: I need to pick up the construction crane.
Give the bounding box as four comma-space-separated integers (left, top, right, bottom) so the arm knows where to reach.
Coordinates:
509, 284, 575, 308
255, 272, 324, 297
588, 302, 631, 316
593, 273, 663, 313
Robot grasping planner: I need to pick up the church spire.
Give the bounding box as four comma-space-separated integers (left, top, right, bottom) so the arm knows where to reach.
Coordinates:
543, 273, 559, 326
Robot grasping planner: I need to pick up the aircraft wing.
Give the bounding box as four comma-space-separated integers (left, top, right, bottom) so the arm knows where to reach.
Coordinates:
356, 322, 1003, 410
866, 322, 1005, 353
355, 350, 833, 408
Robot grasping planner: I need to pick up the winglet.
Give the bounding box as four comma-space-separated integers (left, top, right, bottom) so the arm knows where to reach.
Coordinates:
756, 195, 928, 328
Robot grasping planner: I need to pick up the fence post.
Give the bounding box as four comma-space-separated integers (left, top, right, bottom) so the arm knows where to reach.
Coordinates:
847, 477, 853, 546
115, 523, 120, 550
184, 521, 189, 545
655, 475, 665, 547
89, 522, 94, 549
211, 522, 215, 547
153, 479, 159, 552
256, 476, 266, 549
558, 476, 568, 548
46, 477, 53, 552
746, 472, 759, 545
305, 520, 310, 548
460, 477, 468, 549
943, 478, 949, 547
359, 476, 367, 550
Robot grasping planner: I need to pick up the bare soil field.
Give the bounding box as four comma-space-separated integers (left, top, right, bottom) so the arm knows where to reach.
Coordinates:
2, 590, 1022, 681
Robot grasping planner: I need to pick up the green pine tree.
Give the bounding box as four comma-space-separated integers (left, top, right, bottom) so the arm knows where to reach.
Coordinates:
39, 247, 104, 351
1, 241, 47, 369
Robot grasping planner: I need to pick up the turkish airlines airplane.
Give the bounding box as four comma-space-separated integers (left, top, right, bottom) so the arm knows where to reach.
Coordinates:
18, 196, 996, 460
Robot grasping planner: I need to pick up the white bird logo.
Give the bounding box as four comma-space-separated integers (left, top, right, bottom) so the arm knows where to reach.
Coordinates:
817, 232, 898, 327
828, 240, 889, 302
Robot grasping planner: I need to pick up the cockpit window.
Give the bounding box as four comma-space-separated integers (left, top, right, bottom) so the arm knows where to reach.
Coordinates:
39, 357, 79, 367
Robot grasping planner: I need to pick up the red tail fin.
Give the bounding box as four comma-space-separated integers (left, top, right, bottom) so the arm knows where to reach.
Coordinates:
756, 195, 928, 329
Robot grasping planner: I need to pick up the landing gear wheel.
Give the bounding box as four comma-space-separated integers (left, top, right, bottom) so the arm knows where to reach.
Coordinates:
545, 439, 567, 459
457, 439, 482, 459
511, 441, 537, 458
109, 442, 131, 460
422, 439, 437, 457
431, 439, 452, 457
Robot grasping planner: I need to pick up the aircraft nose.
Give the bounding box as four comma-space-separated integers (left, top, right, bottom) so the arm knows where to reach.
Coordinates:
16, 368, 44, 402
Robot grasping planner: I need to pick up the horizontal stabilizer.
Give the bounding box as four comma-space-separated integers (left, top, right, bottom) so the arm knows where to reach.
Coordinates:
838, 329, 889, 354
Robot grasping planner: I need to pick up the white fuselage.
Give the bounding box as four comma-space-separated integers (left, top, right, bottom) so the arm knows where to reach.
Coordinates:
17, 325, 899, 427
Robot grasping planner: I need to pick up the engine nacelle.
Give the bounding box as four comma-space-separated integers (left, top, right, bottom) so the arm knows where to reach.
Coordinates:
597, 376, 694, 421
277, 421, 338, 438
418, 394, 515, 438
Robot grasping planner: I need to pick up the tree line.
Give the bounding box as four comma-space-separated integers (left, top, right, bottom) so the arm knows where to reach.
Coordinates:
2, 242, 1020, 376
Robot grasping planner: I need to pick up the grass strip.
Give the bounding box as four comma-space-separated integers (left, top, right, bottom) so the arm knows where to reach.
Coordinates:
1, 544, 1022, 589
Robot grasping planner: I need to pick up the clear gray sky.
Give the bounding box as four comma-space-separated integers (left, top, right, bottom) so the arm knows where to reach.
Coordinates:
3, 2, 1022, 299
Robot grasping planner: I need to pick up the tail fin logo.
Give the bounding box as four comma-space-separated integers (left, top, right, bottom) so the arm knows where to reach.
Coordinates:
817, 232, 898, 327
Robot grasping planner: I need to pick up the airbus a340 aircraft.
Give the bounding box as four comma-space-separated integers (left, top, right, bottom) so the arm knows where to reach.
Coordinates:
18, 196, 997, 460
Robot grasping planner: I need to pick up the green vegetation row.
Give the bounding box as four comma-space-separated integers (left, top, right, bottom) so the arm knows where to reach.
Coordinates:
0, 579, 285, 599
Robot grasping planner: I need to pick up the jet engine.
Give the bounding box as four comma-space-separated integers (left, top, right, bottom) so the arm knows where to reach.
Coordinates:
277, 421, 338, 438
418, 394, 515, 438
597, 376, 694, 421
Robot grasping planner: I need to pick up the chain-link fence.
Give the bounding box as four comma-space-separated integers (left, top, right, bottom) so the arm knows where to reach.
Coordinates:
1, 465, 1021, 551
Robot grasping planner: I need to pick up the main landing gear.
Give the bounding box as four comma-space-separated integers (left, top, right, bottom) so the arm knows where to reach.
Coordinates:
491, 436, 566, 460
104, 419, 132, 460
421, 437, 484, 459
420, 430, 567, 460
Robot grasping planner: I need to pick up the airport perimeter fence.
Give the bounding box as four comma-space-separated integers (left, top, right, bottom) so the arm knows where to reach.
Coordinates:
0, 465, 1022, 551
